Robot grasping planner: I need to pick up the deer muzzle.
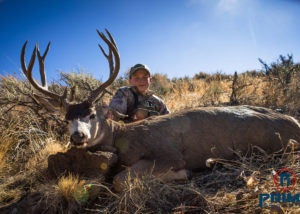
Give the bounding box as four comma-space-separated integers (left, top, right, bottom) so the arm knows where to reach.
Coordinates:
70, 131, 87, 146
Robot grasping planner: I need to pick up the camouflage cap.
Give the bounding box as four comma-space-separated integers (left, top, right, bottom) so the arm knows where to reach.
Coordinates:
129, 64, 151, 77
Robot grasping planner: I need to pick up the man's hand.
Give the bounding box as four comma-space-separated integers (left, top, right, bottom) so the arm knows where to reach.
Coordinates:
105, 109, 128, 121
132, 109, 147, 121
106, 110, 115, 120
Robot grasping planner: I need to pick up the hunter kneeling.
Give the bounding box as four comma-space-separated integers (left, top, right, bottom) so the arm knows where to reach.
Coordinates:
107, 63, 170, 122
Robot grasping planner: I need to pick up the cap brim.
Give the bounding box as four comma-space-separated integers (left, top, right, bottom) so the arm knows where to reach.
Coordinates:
130, 68, 150, 76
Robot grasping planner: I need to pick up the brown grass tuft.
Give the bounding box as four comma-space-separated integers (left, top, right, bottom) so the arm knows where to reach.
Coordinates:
58, 174, 87, 202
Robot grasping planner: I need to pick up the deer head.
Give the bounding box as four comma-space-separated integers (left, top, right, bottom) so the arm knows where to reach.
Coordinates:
21, 29, 120, 146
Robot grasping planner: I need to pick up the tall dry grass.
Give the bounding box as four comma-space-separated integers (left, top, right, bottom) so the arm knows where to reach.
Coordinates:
0, 116, 66, 210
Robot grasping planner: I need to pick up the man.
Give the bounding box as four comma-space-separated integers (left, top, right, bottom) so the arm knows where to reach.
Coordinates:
107, 64, 170, 122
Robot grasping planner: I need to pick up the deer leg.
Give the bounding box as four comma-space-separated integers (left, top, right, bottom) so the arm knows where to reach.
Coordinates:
113, 159, 189, 192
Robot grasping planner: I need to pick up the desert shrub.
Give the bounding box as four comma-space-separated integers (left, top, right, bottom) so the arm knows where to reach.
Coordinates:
203, 81, 225, 105
0, 75, 66, 136
59, 70, 102, 102
193, 71, 211, 80
207, 71, 232, 82
59, 69, 122, 102
230, 72, 256, 105
259, 54, 300, 95
110, 75, 129, 91
280, 71, 300, 116
245, 70, 264, 78
257, 55, 300, 114
172, 76, 197, 93
150, 73, 173, 96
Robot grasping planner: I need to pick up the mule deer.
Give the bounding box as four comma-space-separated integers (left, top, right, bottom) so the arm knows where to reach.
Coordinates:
21, 29, 300, 191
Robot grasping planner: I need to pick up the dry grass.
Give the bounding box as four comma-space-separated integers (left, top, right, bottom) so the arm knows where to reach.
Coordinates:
78, 144, 300, 213
0, 116, 66, 209
0, 120, 17, 175
163, 79, 232, 112
1, 67, 300, 213
58, 174, 87, 202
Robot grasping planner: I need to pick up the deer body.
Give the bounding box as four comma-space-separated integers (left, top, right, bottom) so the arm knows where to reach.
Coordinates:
85, 105, 300, 191
93, 105, 300, 168
20, 29, 300, 192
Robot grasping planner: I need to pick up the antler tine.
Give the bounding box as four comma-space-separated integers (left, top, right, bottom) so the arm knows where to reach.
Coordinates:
105, 28, 118, 51
37, 41, 51, 88
21, 41, 37, 77
103, 29, 118, 77
88, 30, 120, 104
98, 43, 114, 76
20, 41, 69, 107
97, 30, 114, 77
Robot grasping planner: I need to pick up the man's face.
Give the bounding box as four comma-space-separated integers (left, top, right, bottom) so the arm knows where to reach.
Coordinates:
129, 69, 152, 94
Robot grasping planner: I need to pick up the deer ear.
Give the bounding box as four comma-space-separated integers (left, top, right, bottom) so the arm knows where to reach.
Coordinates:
33, 94, 67, 114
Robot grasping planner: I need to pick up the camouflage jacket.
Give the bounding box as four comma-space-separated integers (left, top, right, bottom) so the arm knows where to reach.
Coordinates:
109, 86, 170, 121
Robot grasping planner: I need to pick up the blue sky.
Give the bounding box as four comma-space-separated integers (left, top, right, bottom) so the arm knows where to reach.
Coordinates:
0, 0, 300, 82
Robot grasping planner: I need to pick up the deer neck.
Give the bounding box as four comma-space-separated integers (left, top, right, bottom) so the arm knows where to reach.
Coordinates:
87, 118, 124, 150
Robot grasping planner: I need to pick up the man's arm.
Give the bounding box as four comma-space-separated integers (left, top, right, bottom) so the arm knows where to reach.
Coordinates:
107, 88, 128, 120
152, 95, 170, 115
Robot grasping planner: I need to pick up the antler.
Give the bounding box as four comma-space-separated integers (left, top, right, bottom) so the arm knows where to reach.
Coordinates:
87, 29, 120, 104
20, 29, 119, 107
21, 41, 69, 108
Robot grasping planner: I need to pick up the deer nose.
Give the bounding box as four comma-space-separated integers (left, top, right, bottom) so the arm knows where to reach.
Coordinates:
71, 131, 85, 144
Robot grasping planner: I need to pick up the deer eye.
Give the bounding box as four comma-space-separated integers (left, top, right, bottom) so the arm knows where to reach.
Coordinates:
89, 114, 96, 119
64, 120, 69, 125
